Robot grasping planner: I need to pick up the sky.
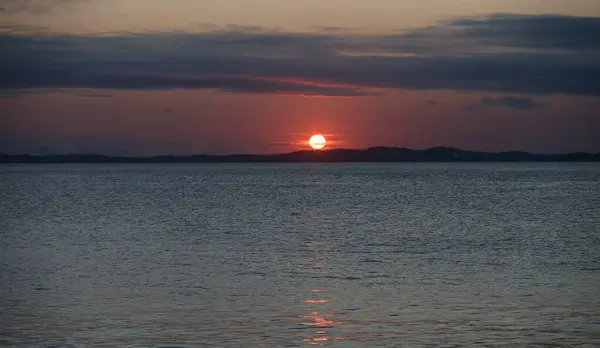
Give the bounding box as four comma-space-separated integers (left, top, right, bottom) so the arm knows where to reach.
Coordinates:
1, 0, 599, 155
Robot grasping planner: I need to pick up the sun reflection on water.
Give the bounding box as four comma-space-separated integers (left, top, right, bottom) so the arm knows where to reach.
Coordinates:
304, 299, 329, 304
300, 310, 346, 345
301, 311, 340, 327
296, 240, 346, 345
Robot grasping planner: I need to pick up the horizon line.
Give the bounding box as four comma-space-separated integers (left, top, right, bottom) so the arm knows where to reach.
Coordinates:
2, 146, 599, 158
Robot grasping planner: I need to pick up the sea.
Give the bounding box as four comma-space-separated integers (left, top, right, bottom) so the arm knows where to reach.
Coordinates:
0, 163, 599, 347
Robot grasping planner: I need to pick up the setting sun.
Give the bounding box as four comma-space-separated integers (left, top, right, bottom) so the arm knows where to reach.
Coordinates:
309, 135, 326, 150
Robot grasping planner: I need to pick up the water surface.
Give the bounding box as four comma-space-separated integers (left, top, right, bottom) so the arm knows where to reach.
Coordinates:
1, 163, 599, 347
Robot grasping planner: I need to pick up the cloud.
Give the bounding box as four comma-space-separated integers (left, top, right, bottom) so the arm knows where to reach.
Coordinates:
469, 96, 547, 110
448, 14, 600, 51
267, 142, 295, 147
1, 14, 599, 96
424, 100, 439, 106
0, 0, 81, 14
0, 88, 112, 98
75, 92, 112, 98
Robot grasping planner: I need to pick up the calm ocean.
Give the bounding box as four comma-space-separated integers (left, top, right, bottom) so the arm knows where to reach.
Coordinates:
1, 163, 599, 347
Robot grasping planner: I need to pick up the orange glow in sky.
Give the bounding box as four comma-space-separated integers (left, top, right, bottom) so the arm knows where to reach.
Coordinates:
2, 1, 599, 155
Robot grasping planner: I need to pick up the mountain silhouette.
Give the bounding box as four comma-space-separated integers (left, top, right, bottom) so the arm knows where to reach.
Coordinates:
1, 147, 598, 163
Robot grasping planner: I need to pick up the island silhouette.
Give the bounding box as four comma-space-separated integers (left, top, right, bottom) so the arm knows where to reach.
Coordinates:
1, 147, 598, 163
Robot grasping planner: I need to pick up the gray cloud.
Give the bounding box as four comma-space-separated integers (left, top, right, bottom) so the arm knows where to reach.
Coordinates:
267, 142, 295, 147
0, 88, 112, 98
470, 96, 547, 110
0, 0, 83, 14
449, 14, 600, 51
424, 100, 439, 106
75, 92, 112, 98
1, 14, 599, 96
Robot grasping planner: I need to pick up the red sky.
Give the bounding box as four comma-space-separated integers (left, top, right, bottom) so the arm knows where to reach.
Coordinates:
1, 0, 599, 155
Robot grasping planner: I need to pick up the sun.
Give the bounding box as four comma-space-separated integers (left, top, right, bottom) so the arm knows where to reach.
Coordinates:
309, 134, 327, 150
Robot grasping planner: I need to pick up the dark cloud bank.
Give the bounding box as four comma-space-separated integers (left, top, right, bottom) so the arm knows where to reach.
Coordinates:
1, 14, 599, 97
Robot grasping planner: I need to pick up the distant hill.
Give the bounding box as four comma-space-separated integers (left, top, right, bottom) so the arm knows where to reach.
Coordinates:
1, 147, 599, 163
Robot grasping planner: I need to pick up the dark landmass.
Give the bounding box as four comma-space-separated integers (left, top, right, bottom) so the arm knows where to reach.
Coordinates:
1, 147, 599, 163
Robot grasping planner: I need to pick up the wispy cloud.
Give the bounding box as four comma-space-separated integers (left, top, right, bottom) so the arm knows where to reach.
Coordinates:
1, 14, 599, 96
75, 92, 112, 98
267, 142, 295, 147
0, 0, 81, 14
0, 88, 112, 98
469, 96, 547, 110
